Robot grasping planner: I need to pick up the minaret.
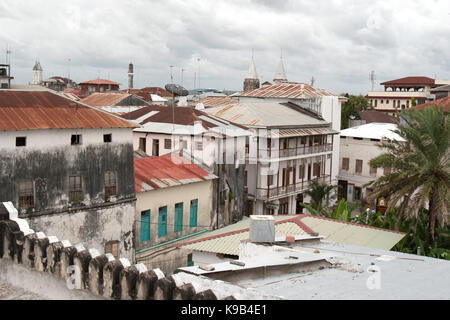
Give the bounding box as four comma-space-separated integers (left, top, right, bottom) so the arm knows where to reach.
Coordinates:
32, 61, 43, 85
273, 54, 287, 83
243, 55, 260, 92
128, 62, 134, 89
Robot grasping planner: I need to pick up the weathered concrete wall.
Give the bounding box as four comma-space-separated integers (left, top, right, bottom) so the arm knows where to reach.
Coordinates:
0, 208, 260, 300
136, 245, 192, 276
26, 201, 135, 261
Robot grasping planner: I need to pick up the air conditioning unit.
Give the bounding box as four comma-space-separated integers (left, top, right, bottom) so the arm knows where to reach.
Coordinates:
249, 215, 275, 243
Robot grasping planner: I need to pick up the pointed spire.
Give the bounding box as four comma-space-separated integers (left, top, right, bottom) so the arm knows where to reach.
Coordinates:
33, 60, 42, 71
245, 53, 258, 80
273, 50, 287, 83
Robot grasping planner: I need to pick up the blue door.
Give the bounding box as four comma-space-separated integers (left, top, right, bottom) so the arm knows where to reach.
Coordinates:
140, 210, 150, 243
158, 206, 167, 237
174, 202, 183, 232
189, 199, 198, 227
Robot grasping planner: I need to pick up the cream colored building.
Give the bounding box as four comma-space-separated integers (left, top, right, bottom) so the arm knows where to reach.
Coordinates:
134, 153, 217, 274
337, 123, 405, 203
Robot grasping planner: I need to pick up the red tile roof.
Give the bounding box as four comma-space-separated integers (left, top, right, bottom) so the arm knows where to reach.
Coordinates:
79, 78, 120, 85
414, 96, 450, 113
233, 82, 339, 99
0, 90, 137, 131
380, 77, 435, 86
134, 154, 216, 192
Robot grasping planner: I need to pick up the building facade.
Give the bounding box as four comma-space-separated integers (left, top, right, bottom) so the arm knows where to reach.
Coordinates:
337, 122, 405, 206
0, 90, 137, 260
79, 78, 120, 97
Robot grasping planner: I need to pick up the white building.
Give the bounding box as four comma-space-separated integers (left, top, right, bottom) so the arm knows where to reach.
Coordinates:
206, 101, 338, 215
337, 122, 405, 205
31, 61, 43, 85
0, 89, 137, 260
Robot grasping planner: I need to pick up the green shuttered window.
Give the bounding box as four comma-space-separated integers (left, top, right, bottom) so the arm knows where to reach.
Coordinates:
174, 202, 183, 232
158, 206, 167, 237
189, 199, 198, 227
140, 210, 151, 242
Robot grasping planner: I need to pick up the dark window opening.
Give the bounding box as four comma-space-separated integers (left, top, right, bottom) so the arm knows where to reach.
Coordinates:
104, 171, 117, 199
16, 137, 26, 147
164, 139, 171, 149
71, 134, 82, 145
105, 241, 119, 258
104, 134, 112, 143
139, 137, 146, 153
69, 175, 83, 202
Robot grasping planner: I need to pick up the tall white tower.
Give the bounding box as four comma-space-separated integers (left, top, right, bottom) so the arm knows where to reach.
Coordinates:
128, 62, 134, 89
32, 61, 43, 85
273, 56, 287, 83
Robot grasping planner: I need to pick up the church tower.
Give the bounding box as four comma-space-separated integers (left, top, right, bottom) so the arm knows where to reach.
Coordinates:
273, 56, 288, 83
32, 61, 43, 85
243, 55, 260, 92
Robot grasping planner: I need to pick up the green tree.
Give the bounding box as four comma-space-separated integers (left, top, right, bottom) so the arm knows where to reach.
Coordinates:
411, 97, 417, 107
302, 181, 336, 212
341, 94, 370, 129
366, 106, 450, 241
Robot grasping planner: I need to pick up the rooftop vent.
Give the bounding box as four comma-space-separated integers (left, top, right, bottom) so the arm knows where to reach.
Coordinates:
249, 215, 275, 243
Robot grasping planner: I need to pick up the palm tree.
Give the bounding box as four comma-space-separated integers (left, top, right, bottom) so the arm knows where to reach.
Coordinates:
366, 106, 449, 241
303, 180, 336, 212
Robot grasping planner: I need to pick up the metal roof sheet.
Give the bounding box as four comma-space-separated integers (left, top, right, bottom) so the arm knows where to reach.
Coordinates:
414, 96, 450, 113
205, 102, 329, 128
80, 92, 132, 106
134, 153, 217, 192
233, 82, 338, 99
340, 123, 405, 141
177, 214, 406, 254
0, 90, 137, 131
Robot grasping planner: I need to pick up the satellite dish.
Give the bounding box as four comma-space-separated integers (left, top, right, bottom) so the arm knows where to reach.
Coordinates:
165, 84, 189, 96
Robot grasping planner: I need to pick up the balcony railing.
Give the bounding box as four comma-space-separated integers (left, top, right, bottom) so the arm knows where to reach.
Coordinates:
256, 175, 331, 200
258, 144, 333, 159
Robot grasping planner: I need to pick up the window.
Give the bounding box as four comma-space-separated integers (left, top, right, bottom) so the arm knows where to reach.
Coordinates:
267, 174, 274, 186
69, 175, 83, 202
353, 137, 363, 140
16, 137, 26, 147
384, 166, 391, 175
313, 163, 321, 177
299, 165, 305, 180
280, 139, 288, 150
195, 141, 203, 150
139, 137, 146, 153
189, 199, 198, 227
104, 171, 117, 199
103, 134, 112, 143
354, 187, 362, 201
381, 100, 384, 104
342, 158, 349, 171
19, 179, 34, 209
340, 136, 346, 139
370, 166, 377, 177
300, 137, 306, 145
158, 206, 167, 237
355, 160, 363, 174
152, 139, 159, 156
164, 139, 171, 149
174, 203, 183, 232
104, 241, 119, 258
71, 134, 82, 145
140, 210, 151, 243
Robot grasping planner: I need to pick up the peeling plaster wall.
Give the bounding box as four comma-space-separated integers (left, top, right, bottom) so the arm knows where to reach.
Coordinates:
0, 128, 136, 260
26, 201, 135, 261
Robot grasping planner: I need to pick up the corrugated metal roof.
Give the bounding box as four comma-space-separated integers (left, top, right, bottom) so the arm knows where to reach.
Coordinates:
79, 78, 120, 85
80, 92, 132, 106
233, 82, 338, 99
205, 102, 329, 128
0, 90, 137, 131
177, 214, 406, 254
414, 96, 450, 112
134, 153, 217, 192
197, 96, 239, 108
267, 127, 338, 138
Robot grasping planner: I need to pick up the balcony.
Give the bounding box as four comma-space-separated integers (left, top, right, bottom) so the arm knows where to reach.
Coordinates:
258, 144, 333, 160
256, 175, 331, 201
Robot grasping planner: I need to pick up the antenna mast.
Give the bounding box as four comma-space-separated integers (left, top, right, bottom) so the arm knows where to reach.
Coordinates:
370, 71, 375, 91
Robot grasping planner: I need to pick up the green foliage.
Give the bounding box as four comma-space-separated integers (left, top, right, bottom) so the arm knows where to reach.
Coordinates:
411, 97, 417, 107
302, 181, 336, 212
365, 106, 450, 241
340, 94, 370, 129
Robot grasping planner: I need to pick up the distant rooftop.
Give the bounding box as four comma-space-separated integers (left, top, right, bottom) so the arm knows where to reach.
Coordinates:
380, 76, 435, 86
359, 110, 398, 124
414, 96, 450, 113
79, 78, 120, 86
340, 122, 405, 141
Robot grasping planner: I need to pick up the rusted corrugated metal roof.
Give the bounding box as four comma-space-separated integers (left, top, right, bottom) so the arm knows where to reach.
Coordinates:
134, 153, 217, 192
233, 82, 338, 99
79, 78, 120, 85
0, 90, 137, 131
415, 96, 450, 113
80, 92, 132, 106
198, 96, 239, 108
267, 127, 338, 138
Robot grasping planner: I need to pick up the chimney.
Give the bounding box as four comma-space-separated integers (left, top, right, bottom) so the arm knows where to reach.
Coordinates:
128, 62, 134, 89
249, 215, 275, 243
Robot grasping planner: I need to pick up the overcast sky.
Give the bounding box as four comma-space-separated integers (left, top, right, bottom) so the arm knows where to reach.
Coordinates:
1, 0, 449, 94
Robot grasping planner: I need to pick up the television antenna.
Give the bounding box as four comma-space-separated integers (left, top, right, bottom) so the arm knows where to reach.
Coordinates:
5, 44, 11, 65
370, 71, 376, 91
310, 76, 315, 87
